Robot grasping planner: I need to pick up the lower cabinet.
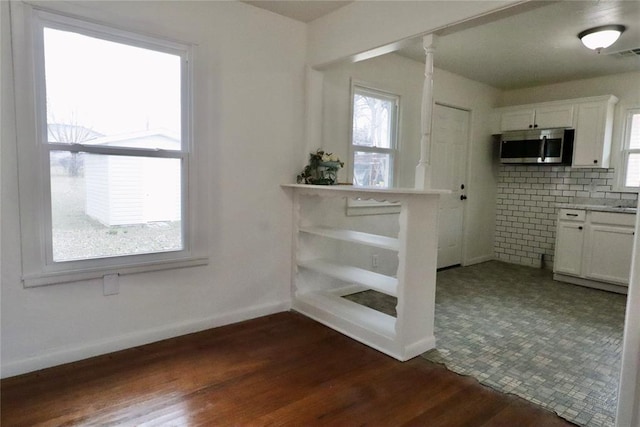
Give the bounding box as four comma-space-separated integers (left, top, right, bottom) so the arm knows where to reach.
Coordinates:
584, 224, 634, 285
554, 221, 584, 276
554, 209, 635, 293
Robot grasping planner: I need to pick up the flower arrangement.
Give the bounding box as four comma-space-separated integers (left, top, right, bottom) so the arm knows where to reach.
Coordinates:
296, 149, 344, 185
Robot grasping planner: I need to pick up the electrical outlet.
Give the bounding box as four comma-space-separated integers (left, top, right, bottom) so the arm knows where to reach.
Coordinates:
371, 254, 379, 269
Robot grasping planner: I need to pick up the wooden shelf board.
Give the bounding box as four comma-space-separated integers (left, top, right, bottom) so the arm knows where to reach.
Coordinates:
300, 226, 399, 251
298, 259, 398, 297
295, 290, 396, 339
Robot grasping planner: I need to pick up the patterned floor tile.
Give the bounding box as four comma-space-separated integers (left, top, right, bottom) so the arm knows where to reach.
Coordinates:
344, 261, 626, 427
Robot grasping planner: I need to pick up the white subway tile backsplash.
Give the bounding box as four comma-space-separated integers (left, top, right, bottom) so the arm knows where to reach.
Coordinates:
494, 166, 638, 268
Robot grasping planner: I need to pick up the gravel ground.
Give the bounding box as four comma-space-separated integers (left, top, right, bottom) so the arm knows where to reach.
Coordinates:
50, 170, 182, 262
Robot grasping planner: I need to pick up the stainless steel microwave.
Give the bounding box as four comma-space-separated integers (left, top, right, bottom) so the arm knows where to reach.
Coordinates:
499, 128, 574, 165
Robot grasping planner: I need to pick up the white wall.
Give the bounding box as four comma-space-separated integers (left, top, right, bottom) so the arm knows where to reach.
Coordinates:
319, 53, 501, 266
1, 0, 305, 377
306, 0, 521, 67
321, 53, 423, 188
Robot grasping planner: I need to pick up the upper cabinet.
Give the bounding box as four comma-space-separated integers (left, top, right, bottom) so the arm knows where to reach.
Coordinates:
496, 95, 619, 168
500, 104, 574, 131
572, 96, 618, 168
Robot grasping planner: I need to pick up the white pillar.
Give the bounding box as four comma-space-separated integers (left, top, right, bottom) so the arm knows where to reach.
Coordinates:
415, 34, 437, 190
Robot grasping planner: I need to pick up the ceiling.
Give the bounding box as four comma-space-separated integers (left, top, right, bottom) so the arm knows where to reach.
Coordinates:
243, 0, 640, 90
242, 0, 352, 23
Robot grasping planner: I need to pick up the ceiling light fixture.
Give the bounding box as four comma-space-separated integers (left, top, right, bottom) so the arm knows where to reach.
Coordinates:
578, 25, 626, 53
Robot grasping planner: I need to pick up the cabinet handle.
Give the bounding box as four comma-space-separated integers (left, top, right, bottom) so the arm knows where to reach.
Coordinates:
593, 159, 598, 164
566, 213, 579, 217
528, 124, 533, 129
578, 226, 583, 230
534, 124, 538, 128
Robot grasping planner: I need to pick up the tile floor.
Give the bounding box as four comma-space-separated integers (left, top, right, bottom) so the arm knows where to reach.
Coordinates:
344, 261, 627, 427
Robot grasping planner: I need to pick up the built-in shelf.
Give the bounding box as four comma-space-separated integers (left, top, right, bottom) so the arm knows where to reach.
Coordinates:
300, 226, 400, 251
296, 291, 396, 339
283, 184, 445, 361
298, 259, 398, 297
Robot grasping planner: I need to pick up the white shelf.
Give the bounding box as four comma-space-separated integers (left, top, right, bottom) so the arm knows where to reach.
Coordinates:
298, 259, 398, 297
295, 290, 396, 339
286, 185, 441, 361
300, 226, 399, 251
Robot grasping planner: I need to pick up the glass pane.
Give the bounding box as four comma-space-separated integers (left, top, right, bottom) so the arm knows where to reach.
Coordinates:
353, 151, 392, 188
44, 28, 181, 149
629, 113, 640, 149
625, 153, 640, 187
352, 92, 394, 148
50, 152, 183, 262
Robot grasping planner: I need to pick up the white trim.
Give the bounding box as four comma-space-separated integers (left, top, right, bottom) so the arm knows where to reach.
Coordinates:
616, 210, 640, 426
23, 256, 209, 287
349, 80, 400, 188
0, 301, 290, 379
618, 108, 640, 191
11, 3, 202, 285
463, 254, 493, 267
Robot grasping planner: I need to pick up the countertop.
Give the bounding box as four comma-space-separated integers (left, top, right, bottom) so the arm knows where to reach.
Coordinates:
557, 203, 637, 214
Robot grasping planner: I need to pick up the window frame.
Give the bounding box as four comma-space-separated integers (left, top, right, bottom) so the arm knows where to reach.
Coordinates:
619, 108, 640, 191
349, 82, 400, 189
12, 4, 207, 287
347, 81, 401, 215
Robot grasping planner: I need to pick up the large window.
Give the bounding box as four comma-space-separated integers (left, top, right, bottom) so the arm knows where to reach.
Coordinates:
621, 109, 640, 188
13, 6, 204, 286
351, 85, 399, 188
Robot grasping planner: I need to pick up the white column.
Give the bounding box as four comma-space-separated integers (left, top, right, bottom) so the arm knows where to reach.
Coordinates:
415, 34, 437, 190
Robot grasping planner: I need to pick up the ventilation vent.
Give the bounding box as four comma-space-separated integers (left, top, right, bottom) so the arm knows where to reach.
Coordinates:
612, 48, 640, 57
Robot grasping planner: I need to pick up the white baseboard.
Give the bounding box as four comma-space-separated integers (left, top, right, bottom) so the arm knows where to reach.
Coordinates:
1, 300, 290, 379
463, 254, 493, 267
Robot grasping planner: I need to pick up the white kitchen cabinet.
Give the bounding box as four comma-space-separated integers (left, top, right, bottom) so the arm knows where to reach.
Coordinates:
497, 95, 618, 168
572, 96, 618, 168
583, 211, 636, 284
553, 208, 635, 293
500, 103, 573, 131
282, 184, 446, 361
554, 221, 584, 276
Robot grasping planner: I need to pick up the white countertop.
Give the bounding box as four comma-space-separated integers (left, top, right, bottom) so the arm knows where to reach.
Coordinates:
557, 203, 637, 214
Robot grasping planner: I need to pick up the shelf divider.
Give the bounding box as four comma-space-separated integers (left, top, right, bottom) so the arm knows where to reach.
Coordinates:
300, 226, 399, 251
298, 259, 398, 297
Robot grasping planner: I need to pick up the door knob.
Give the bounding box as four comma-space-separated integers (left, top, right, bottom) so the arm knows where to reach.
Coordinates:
460, 195, 467, 200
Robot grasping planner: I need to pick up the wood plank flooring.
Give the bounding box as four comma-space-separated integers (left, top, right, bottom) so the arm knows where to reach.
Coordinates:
1, 312, 576, 426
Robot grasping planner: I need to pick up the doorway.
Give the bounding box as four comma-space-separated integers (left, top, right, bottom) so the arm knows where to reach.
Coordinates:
431, 103, 470, 269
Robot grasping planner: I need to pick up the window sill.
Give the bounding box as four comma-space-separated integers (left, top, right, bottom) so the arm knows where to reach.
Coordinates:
22, 256, 209, 288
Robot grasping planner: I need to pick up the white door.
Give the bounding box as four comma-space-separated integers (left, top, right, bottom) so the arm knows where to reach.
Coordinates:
431, 104, 469, 269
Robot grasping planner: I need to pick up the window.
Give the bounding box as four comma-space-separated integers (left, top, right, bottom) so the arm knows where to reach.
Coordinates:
622, 109, 640, 188
13, 6, 205, 286
351, 85, 399, 188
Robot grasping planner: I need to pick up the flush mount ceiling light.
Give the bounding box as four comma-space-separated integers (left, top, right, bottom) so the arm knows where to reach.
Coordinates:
578, 25, 626, 53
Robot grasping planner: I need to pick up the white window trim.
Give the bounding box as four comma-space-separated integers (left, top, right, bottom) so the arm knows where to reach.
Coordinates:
347, 80, 401, 216
619, 107, 640, 192
11, 3, 207, 287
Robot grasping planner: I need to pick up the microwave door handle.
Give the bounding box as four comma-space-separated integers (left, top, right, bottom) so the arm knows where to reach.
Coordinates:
540, 136, 547, 162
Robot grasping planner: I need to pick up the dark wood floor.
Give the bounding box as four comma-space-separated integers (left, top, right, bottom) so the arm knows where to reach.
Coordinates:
1, 312, 575, 426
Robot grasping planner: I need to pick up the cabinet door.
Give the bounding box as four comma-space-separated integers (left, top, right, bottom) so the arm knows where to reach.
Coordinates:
573, 101, 607, 168
534, 104, 574, 129
585, 225, 634, 285
554, 221, 585, 276
500, 109, 535, 131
